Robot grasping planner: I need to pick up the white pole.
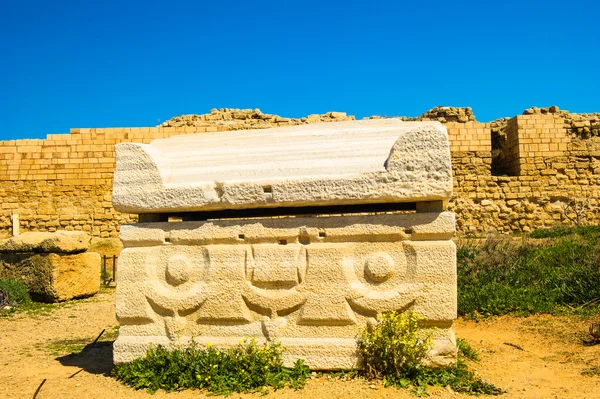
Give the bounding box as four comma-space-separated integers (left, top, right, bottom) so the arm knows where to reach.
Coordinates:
11, 214, 19, 236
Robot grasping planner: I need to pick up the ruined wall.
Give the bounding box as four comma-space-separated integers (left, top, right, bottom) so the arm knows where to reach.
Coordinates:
448, 112, 600, 233
1, 107, 600, 237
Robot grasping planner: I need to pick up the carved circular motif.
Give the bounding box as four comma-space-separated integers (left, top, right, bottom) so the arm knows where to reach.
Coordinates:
365, 252, 395, 282
165, 254, 192, 286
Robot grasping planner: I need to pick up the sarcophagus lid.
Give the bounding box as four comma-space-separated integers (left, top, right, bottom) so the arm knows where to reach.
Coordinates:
112, 119, 452, 213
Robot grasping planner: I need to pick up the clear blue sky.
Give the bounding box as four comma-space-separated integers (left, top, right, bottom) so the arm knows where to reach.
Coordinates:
1, 0, 599, 141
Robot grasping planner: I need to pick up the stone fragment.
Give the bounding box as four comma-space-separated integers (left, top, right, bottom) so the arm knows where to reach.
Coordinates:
0, 252, 100, 302
307, 114, 321, 123
89, 237, 124, 256
326, 111, 347, 118
0, 231, 91, 254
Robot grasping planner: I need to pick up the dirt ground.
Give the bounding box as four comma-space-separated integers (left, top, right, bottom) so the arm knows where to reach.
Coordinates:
1, 289, 599, 399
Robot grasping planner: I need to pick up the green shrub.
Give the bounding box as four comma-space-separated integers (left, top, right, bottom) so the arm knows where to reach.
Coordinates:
112, 339, 309, 395
359, 311, 430, 380
457, 230, 600, 317
358, 311, 502, 396
0, 278, 31, 307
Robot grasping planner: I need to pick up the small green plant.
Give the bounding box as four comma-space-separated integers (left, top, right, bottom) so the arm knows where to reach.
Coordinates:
112, 339, 310, 395
100, 267, 111, 282
359, 311, 430, 380
358, 311, 502, 396
0, 278, 31, 311
581, 366, 600, 376
457, 338, 480, 362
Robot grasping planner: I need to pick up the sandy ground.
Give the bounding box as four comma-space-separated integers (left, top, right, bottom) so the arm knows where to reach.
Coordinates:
1, 289, 599, 399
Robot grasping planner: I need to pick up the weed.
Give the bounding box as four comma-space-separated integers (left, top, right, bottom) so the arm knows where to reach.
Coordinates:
324, 369, 358, 381
581, 366, 600, 376
103, 325, 120, 341
410, 360, 504, 396
0, 278, 31, 311
457, 338, 480, 362
457, 229, 600, 317
0, 290, 105, 318
529, 225, 600, 239
359, 311, 430, 380
45, 338, 89, 356
100, 267, 111, 282
112, 339, 310, 395
358, 311, 502, 396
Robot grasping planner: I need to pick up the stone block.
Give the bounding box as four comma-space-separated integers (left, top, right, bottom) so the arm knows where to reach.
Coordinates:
112, 119, 453, 213
0, 230, 91, 254
0, 252, 100, 302
113, 212, 457, 368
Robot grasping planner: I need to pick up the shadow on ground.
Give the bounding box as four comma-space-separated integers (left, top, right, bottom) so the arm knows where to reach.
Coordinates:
56, 341, 115, 376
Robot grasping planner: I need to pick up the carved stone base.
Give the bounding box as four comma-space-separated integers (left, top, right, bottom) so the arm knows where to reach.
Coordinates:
114, 212, 457, 369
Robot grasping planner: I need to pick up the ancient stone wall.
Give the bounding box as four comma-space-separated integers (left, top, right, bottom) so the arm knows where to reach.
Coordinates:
1, 107, 600, 237
448, 111, 600, 233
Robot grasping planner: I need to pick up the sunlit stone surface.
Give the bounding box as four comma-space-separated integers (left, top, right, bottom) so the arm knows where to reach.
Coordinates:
112, 119, 457, 369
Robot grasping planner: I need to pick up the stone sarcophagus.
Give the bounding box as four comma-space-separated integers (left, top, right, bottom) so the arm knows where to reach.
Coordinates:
112, 119, 457, 369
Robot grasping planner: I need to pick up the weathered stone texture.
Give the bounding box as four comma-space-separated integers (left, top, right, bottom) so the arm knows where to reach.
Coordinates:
0, 231, 101, 302
0, 231, 90, 253
0, 252, 100, 302
2, 105, 600, 236
112, 120, 452, 213
113, 213, 457, 368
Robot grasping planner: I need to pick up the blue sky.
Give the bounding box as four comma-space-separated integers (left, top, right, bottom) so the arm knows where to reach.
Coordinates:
1, 0, 599, 141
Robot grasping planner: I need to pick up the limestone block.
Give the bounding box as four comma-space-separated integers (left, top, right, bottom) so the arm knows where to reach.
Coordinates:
112, 119, 452, 213
0, 252, 100, 302
0, 231, 91, 254
113, 212, 456, 368
89, 237, 124, 256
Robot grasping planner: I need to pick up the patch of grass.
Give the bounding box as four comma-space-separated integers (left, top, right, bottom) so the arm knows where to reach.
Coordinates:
0, 290, 104, 318
458, 230, 600, 317
324, 369, 358, 381
103, 325, 120, 341
0, 278, 31, 310
457, 338, 480, 362
581, 366, 600, 376
358, 311, 502, 396
407, 360, 503, 396
112, 339, 310, 395
21, 300, 76, 317
45, 338, 89, 356
529, 225, 600, 239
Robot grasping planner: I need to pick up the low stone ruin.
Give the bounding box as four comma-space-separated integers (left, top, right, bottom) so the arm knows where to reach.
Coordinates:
159, 108, 355, 129
112, 119, 457, 369
0, 231, 101, 302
